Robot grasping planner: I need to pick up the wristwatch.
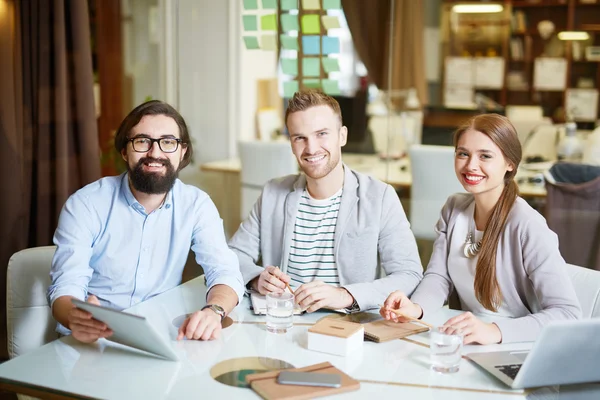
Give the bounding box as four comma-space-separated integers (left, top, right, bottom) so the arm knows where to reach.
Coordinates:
344, 299, 360, 313
202, 304, 226, 321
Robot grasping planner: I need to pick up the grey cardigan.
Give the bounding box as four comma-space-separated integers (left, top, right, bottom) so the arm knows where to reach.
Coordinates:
228, 165, 423, 310
411, 193, 582, 343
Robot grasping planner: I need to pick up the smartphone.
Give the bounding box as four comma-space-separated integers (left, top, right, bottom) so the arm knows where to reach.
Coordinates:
277, 371, 341, 388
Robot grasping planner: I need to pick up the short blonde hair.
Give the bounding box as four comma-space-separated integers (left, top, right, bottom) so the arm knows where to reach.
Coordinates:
285, 89, 342, 127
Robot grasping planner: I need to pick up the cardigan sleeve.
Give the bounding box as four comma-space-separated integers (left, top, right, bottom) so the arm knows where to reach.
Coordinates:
409, 195, 458, 315
494, 217, 582, 343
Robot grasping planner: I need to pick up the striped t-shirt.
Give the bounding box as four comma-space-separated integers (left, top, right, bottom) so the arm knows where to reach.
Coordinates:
287, 188, 342, 289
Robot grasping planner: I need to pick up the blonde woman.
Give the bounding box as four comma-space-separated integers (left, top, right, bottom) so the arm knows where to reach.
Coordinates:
381, 114, 581, 344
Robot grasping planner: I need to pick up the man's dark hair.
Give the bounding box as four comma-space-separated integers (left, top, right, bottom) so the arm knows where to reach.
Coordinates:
114, 100, 193, 169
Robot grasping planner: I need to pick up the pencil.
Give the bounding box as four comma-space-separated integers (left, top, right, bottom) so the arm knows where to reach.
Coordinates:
388, 308, 435, 329
286, 283, 295, 296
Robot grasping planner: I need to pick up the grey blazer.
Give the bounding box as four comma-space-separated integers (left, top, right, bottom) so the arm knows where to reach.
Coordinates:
228, 165, 423, 311
411, 193, 582, 343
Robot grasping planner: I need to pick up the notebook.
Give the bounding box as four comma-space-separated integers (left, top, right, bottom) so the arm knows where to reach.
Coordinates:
334, 312, 429, 342
245, 362, 360, 400
362, 319, 429, 342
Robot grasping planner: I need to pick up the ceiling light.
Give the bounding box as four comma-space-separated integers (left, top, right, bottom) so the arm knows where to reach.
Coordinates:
452, 4, 504, 13
557, 31, 590, 41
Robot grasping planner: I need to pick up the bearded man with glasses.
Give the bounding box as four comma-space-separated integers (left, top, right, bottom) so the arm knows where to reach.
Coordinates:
48, 100, 244, 343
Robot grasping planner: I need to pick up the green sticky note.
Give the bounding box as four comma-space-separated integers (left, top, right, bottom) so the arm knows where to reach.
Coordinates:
283, 81, 299, 98
321, 15, 340, 30
280, 35, 299, 50
261, 14, 277, 31
281, 58, 298, 76
303, 79, 321, 89
322, 36, 340, 54
262, 0, 277, 9
322, 57, 340, 73
301, 15, 320, 34
302, 0, 320, 10
261, 34, 277, 50
323, 0, 341, 10
302, 36, 320, 55
281, 0, 298, 10
243, 36, 260, 49
302, 58, 320, 77
243, 0, 258, 10
322, 79, 340, 95
281, 14, 299, 32
242, 15, 258, 31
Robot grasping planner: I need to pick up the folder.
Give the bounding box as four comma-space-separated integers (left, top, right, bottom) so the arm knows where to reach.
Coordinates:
246, 362, 360, 400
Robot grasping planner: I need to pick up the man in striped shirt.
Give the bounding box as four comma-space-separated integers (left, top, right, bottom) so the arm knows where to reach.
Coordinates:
229, 90, 423, 313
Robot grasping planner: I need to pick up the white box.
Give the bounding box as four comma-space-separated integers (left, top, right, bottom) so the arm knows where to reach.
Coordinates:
307, 319, 364, 357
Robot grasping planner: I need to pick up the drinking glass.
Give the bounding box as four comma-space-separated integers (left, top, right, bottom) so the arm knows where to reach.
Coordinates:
430, 327, 463, 373
265, 292, 294, 333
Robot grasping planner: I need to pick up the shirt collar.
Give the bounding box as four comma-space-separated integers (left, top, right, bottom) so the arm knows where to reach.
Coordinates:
120, 173, 174, 212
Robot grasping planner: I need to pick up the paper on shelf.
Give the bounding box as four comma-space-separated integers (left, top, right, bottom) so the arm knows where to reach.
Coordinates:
534, 57, 567, 91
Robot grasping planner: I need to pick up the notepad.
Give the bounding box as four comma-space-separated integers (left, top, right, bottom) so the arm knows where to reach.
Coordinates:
362, 319, 429, 343
333, 312, 429, 342
246, 362, 360, 400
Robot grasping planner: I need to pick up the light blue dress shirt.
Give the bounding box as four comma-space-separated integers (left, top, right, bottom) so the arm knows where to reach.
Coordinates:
47, 174, 244, 325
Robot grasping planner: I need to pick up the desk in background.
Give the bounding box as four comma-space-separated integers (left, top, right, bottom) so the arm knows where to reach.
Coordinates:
2, 276, 596, 399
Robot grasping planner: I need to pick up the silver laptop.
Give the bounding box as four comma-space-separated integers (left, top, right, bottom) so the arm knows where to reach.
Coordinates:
465, 319, 600, 389
72, 299, 179, 361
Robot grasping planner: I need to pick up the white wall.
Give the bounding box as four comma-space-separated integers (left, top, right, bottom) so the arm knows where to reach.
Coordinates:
176, 0, 236, 164
175, 0, 278, 164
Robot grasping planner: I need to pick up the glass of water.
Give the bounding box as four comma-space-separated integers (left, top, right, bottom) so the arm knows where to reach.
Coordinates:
266, 292, 294, 334
430, 327, 463, 373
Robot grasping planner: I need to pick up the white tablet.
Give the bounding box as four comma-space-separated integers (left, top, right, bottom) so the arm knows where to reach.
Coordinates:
72, 299, 179, 361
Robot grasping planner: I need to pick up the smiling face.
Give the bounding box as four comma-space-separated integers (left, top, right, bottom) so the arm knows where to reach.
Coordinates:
287, 105, 347, 180
454, 128, 514, 199
122, 114, 187, 194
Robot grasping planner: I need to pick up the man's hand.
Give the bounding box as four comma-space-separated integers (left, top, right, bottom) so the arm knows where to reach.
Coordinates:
68, 295, 113, 343
294, 281, 354, 312
252, 266, 291, 295
177, 308, 222, 341
380, 291, 422, 322
442, 312, 502, 345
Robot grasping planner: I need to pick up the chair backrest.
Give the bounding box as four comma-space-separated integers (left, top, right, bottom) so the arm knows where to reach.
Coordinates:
369, 114, 418, 158
566, 263, 600, 318
522, 124, 559, 161
545, 166, 600, 270
409, 145, 464, 240
7, 246, 58, 359
238, 140, 297, 220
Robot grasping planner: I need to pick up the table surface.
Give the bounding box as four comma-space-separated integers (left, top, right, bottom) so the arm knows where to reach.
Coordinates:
200, 153, 547, 198
1, 277, 596, 400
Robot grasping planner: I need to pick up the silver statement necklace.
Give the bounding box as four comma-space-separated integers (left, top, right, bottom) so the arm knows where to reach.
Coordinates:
463, 218, 482, 259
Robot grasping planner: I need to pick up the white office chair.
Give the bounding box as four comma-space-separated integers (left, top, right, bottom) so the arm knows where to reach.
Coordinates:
238, 140, 297, 221
369, 114, 419, 158
409, 145, 464, 241
522, 124, 560, 162
7, 246, 58, 359
566, 263, 600, 318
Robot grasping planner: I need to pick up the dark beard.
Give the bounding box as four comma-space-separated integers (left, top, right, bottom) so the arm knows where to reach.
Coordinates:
128, 157, 178, 194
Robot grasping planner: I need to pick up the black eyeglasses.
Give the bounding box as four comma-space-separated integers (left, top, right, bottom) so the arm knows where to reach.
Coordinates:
128, 137, 183, 153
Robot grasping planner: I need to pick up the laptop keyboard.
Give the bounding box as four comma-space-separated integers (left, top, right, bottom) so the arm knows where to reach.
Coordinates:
495, 364, 521, 380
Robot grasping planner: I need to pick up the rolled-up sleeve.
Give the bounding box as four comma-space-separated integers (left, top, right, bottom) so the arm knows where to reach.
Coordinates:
192, 197, 245, 303
47, 195, 96, 308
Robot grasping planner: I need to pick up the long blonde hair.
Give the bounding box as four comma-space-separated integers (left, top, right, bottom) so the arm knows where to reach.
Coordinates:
453, 114, 522, 312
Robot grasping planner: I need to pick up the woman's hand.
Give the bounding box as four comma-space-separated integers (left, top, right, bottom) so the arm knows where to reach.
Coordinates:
379, 291, 423, 322
442, 312, 502, 345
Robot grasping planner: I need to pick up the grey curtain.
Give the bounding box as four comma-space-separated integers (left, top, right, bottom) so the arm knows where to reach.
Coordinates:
342, 0, 429, 107
0, 0, 101, 359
